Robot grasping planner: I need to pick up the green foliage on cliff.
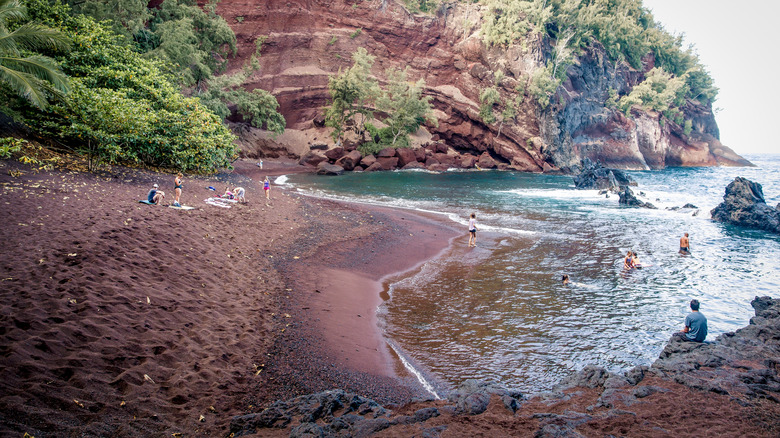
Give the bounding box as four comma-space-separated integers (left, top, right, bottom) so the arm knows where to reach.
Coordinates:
617, 67, 686, 115
0, 0, 71, 111
479, 0, 719, 110
326, 48, 437, 151
325, 47, 379, 143
376, 67, 437, 146
11, 0, 237, 172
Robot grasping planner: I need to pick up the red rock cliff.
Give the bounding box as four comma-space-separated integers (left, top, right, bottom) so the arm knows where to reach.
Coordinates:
213, 0, 750, 171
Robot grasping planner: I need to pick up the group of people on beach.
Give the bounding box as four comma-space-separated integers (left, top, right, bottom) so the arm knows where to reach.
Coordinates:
146, 172, 184, 206
146, 174, 272, 206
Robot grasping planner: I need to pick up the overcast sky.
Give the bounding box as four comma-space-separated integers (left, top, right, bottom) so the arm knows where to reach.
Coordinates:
642, 0, 779, 155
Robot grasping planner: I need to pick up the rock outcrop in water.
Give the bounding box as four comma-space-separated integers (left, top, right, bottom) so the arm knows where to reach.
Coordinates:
618, 186, 657, 209
573, 158, 636, 190
216, 0, 751, 173
711, 177, 780, 233
231, 296, 780, 436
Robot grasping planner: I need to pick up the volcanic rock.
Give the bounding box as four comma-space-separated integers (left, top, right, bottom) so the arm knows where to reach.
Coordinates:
316, 162, 344, 175
573, 159, 636, 190
396, 147, 418, 167
335, 150, 362, 171
710, 177, 780, 233
618, 187, 657, 209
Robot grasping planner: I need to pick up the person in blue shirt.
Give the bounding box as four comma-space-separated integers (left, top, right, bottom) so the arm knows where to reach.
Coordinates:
147, 184, 164, 205
673, 299, 708, 342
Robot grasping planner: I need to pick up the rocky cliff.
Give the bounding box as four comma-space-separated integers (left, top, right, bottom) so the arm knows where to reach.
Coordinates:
215, 0, 751, 172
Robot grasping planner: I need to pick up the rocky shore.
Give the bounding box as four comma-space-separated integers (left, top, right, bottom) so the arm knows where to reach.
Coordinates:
1, 157, 778, 437
228, 296, 780, 437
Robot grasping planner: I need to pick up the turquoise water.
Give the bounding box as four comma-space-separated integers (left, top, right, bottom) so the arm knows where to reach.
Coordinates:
279, 154, 780, 395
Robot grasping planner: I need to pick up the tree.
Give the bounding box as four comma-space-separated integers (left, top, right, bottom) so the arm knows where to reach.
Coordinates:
375, 67, 436, 146
18, 0, 237, 172
66, 0, 150, 38
0, 0, 70, 110
198, 67, 285, 135
324, 47, 379, 142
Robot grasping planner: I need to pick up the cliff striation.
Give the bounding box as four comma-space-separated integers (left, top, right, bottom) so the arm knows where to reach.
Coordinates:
215, 0, 751, 172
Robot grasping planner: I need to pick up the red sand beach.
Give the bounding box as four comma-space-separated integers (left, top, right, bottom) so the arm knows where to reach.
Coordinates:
1, 158, 779, 437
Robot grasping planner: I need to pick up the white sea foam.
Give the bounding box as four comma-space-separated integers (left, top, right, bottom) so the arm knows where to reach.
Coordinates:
386, 341, 441, 399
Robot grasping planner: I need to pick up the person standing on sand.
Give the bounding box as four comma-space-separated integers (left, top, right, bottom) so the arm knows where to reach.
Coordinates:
173, 173, 183, 207
468, 213, 478, 247
672, 299, 708, 342
680, 232, 691, 255
263, 176, 271, 204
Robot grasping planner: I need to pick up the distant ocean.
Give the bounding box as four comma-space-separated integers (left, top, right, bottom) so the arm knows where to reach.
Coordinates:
278, 154, 780, 397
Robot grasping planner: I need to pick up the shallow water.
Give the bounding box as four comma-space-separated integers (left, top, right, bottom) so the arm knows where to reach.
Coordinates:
280, 154, 780, 395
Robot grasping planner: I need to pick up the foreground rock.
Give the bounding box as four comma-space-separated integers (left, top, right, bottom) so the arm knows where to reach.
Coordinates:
230, 296, 780, 436
573, 159, 636, 191
711, 177, 780, 233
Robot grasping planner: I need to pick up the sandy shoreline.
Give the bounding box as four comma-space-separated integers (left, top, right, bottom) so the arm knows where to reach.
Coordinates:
0, 157, 460, 436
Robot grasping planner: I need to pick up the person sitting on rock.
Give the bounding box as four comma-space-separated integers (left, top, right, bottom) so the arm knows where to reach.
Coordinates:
672, 299, 708, 342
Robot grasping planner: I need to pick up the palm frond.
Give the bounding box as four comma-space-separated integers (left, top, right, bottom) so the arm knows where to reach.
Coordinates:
0, 63, 48, 108
0, 23, 72, 54
0, 54, 69, 92
0, 0, 26, 29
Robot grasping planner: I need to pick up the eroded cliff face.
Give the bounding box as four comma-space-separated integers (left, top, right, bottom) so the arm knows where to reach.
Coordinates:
214, 0, 750, 171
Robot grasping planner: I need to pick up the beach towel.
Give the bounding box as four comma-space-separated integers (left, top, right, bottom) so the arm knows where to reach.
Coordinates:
169, 204, 195, 210
139, 200, 155, 205
205, 197, 232, 208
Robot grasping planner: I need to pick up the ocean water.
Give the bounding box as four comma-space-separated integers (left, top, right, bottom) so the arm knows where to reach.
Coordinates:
278, 154, 780, 396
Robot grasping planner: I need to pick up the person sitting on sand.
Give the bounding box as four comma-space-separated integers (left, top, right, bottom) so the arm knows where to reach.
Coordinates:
561, 274, 570, 285
672, 299, 708, 342
234, 187, 246, 203
147, 184, 164, 205
680, 232, 691, 255
222, 186, 234, 199
468, 213, 478, 247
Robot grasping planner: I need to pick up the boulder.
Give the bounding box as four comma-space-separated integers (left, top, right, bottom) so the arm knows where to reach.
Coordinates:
477, 152, 497, 169
316, 162, 344, 175
460, 155, 476, 168
424, 156, 440, 168
361, 154, 377, 168
299, 151, 327, 167
435, 153, 457, 167
710, 177, 780, 233
402, 161, 425, 170
618, 187, 657, 209
376, 156, 399, 170
573, 158, 636, 190
434, 142, 448, 154
377, 147, 397, 158
335, 150, 362, 171
324, 147, 345, 161
414, 147, 427, 162
447, 380, 523, 415
364, 162, 384, 172
396, 147, 418, 167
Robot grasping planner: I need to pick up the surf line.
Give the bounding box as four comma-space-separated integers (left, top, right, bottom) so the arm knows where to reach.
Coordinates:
386, 340, 441, 400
